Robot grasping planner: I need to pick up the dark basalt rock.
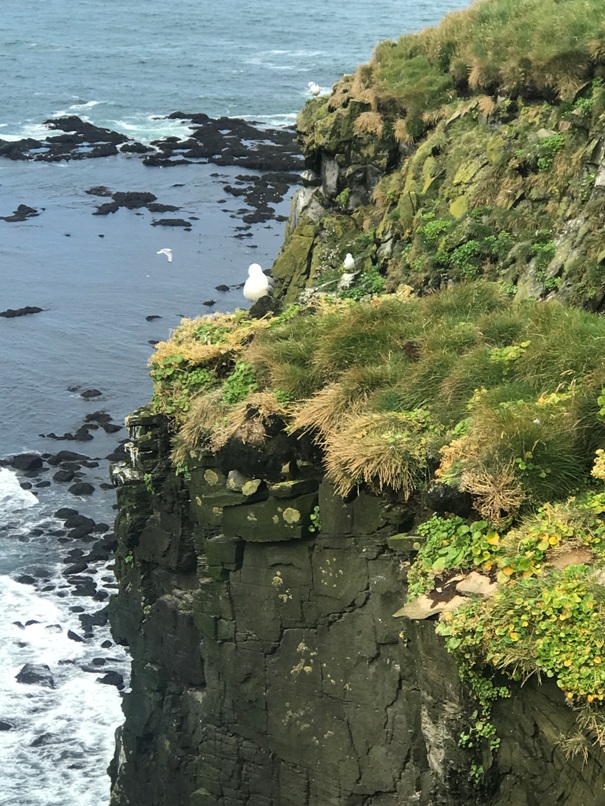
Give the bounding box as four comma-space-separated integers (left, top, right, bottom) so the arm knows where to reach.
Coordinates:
0, 204, 39, 222
0, 306, 43, 317
151, 217, 191, 228
80, 389, 102, 399
48, 450, 89, 465
85, 411, 112, 423
15, 575, 36, 585
68, 482, 95, 496
97, 671, 124, 689
67, 629, 85, 642
11, 453, 43, 472
53, 469, 75, 483
55, 507, 78, 519
85, 186, 113, 197
45, 116, 129, 143
16, 663, 55, 688
0, 720, 15, 731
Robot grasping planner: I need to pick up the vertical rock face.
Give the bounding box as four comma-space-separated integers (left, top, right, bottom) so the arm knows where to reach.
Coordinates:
108, 410, 605, 806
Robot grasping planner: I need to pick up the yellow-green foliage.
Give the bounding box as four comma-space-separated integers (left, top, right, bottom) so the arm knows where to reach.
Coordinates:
152, 283, 605, 513
345, 0, 605, 127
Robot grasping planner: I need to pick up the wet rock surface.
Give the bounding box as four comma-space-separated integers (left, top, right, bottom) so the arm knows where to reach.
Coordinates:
0, 113, 302, 228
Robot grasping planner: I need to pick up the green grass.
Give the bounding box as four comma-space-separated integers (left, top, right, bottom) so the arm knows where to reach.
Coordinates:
151, 283, 605, 516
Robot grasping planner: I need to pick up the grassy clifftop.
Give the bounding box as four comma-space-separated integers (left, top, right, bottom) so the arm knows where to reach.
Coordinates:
273, 0, 605, 308
145, 0, 605, 777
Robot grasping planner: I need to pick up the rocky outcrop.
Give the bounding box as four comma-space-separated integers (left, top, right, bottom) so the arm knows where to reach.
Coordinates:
108, 409, 605, 806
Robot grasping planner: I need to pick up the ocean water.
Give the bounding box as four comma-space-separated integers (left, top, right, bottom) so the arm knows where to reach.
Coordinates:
0, 0, 469, 803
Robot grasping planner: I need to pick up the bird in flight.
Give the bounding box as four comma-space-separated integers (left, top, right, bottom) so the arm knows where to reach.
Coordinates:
157, 248, 173, 262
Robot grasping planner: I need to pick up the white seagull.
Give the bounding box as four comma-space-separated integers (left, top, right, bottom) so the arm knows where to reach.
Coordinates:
343, 252, 355, 270
156, 248, 173, 263
308, 82, 321, 97
243, 263, 274, 303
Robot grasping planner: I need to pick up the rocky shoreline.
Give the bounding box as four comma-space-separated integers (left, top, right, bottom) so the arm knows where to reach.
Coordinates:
0, 113, 302, 229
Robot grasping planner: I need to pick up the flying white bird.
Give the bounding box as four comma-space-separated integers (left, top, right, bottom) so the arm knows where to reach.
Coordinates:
243, 263, 274, 303
343, 252, 355, 270
308, 82, 321, 97
156, 248, 173, 263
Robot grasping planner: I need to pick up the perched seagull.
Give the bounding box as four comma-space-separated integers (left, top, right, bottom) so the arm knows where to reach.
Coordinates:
308, 81, 321, 97
156, 248, 173, 263
343, 252, 355, 271
243, 263, 274, 303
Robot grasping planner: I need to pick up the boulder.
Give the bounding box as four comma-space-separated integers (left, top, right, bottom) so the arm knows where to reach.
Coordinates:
16, 663, 55, 688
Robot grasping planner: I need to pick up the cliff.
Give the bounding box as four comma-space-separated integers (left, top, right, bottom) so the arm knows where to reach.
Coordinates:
108, 0, 605, 803
108, 409, 605, 805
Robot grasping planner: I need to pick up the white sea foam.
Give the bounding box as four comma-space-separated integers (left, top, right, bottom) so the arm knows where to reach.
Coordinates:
68, 100, 102, 112
0, 468, 39, 513
241, 112, 298, 128
0, 577, 128, 806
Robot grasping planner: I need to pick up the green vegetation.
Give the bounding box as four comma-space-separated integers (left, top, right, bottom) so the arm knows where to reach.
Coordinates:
151, 284, 605, 520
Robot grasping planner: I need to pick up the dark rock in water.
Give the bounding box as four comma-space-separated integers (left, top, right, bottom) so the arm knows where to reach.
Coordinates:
151, 217, 191, 228
101, 640, 112, 649
25, 620, 40, 626
85, 411, 112, 423
85, 186, 113, 197
31, 733, 57, 747
11, 453, 43, 472
79, 606, 108, 631
54, 507, 78, 521
425, 483, 473, 518
53, 469, 75, 483
215, 284, 230, 292
102, 422, 122, 433
93, 201, 120, 215
97, 671, 124, 689
63, 514, 91, 529
92, 657, 106, 666
112, 191, 156, 209
67, 522, 96, 539
12, 621, 25, 629
45, 624, 63, 633
145, 315, 162, 321
73, 426, 94, 442
16, 663, 55, 688
94, 590, 109, 601
35, 480, 51, 488
0, 204, 39, 222
120, 142, 153, 154
20, 482, 33, 490
68, 482, 95, 496
15, 575, 36, 585
147, 202, 180, 213
0, 305, 43, 317
46, 115, 127, 140
67, 629, 85, 643
63, 562, 88, 575
0, 720, 15, 731
48, 450, 89, 466
202, 299, 216, 307
80, 389, 102, 399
